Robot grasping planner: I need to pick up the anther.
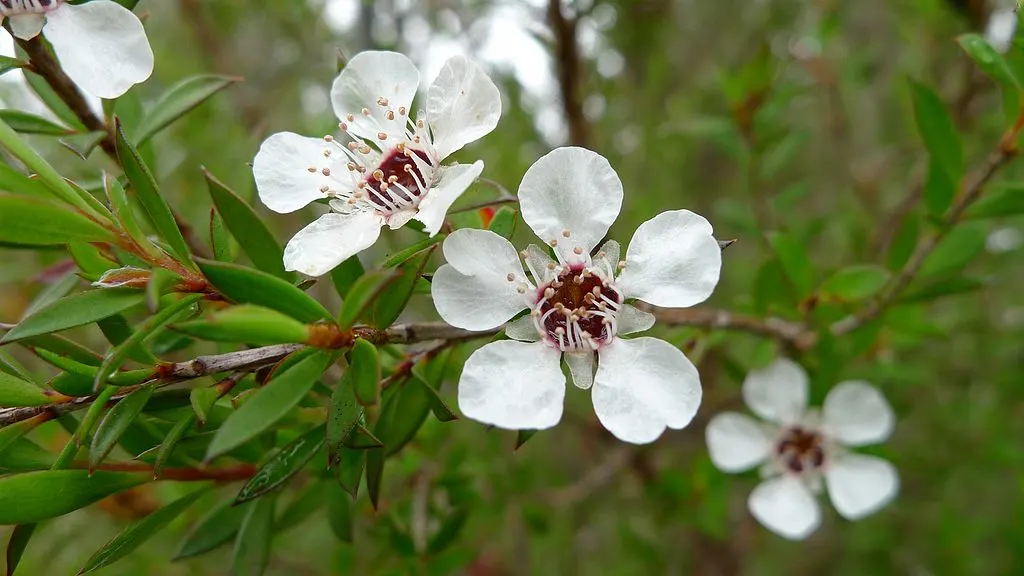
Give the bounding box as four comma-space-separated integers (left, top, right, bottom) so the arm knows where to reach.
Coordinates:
544, 288, 555, 299
573, 247, 583, 255
321, 167, 331, 176
323, 149, 332, 157
377, 132, 388, 141
506, 273, 515, 282
307, 166, 317, 173
547, 262, 557, 270
324, 135, 334, 142
377, 96, 389, 106
319, 185, 329, 193
399, 106, 407, 116
359, 145, 371, 154
386, 111, 395, 120
617, 260, 627, 269
373, 169, 385, 181
396, 142, 406, 153
562, 229, 571, 238
549, 239, 558, 247
517, 286, 526, 293
346, 113, 355, 122
347, 162, 357, 171
361, 107, 370, 116
339, 122, 348, 131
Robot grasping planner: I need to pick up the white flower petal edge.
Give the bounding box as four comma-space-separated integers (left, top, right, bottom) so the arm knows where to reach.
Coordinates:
254, 133, 336, 214
748, 475, 822, 540
518, 147, 623, 266
426, 56, 502, 159
8, 13, 44, 40
330, 51, 420, 142
432, 228, 530, 331
825, 453, 899, 520
822, 381, 895, 447
616, 303, 655, 336
742, 357, 809, 425
706, 412, 772, 473
283, 211, 383, 277
415, 160, 484, 235
44, 1, 154, 99
986, 7, 1018, 54
616, 210, 722, 308
458, 340, 565, 430
565, 352, 594, 390
592, 337, 702, 444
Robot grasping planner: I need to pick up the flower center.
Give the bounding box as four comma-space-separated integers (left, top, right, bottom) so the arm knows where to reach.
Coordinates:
0, 0, 59, 14
531, 265, 621, 351
775, 426, 826, 474
362, 147, 432, 212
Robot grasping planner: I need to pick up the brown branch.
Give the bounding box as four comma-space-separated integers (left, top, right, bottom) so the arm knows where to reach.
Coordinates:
77, 462, 256, 483
638, 304, 815, 348
548, 0, 589, 147
831, 114, 1022, 337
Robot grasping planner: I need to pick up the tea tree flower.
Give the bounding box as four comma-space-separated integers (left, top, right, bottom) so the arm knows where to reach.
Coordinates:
985, 6, 1018, 53
253, 50, 501, 277
2, 0, 154, 99
431, 146, 722, 444
705, 358, 899, 540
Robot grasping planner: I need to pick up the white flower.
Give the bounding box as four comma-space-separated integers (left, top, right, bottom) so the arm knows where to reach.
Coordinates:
705, 358, 899, 540
985, 7, 1018, 54
3, 0, 154, 99
431, 146, 722, 444
252, 51, 501, 277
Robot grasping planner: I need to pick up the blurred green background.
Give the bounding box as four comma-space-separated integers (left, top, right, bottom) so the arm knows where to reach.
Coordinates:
2, 0, 1024, 574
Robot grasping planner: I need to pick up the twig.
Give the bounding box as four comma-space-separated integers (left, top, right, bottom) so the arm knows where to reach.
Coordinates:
638, 304, 815, 349
76, 462, 256, 483
831, 114, 1022, 337
548, 0, 589, 147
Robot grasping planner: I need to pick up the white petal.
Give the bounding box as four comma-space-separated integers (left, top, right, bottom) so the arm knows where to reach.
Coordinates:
458, 340, 565, 430
43, 1, 154, 99
822, 381, 895, 447
283, 211, 383, 277
253, 132, 339, 214
385, 208, 416, 230
615, 210, 722, 308
591, 337, 702, 444
593, 239, 620, 279
705, 412, 772, 473
414, 160, 483, 236
616, 303, 655, 336
748, 475, 821, 540
518, 147, 623, 265
825, 454, 899, 520
565, 351, 594, 390
9, 14, 44, 40
985, 8, 1018, 54
425, 56, 501, 159
742, 357, 808, 425
331, 51, 419, 142
431, 229, 530, 331
523, 244, 557, 285
505, 314, 540, 342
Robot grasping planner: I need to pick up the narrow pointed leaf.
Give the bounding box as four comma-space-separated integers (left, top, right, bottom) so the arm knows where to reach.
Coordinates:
326, 484, 353, 543
206, 350, 334, 461
173, 500, 250, 561
411, 375, 457, 422
908, 79, 963, 181
173, 304, 310, 346
115, 119, 193, 266
957, 33, 1022, 89
205, 169, 290, 280
0, 470, 149, 524
154, 415, 196, 477
232, 496, 274, 576
277, 481, 327, 532
486, 207, 517, 239
327, 367, 362, 465
336, 269, 399, 330
79, 487, 209, 574
89, 384, 156, 469
334, 447, 365, 498
767, 232, 815, 297
330, 255, 365, 299
197, 259, 332, 323
380, 234, 445, 268
0, 194, 115, 245
367, 251, 432, 328
515, 429, 537, 451
0, 110, 72, 135
5, 523, 35, 576
1, 289, 145, 344
818, 265, 891, 301
0, 372, 52, 407
350, 339, 380, 406
234, 425, 325, 504
136, 75, 240, 145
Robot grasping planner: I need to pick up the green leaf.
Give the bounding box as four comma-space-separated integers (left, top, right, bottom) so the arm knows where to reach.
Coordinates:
330, 255, 365, 299
900, 276, 986, 304
105, 174, 161, 260
235, 425, 325, 504
31, 349, 150, 388
59, 131, 108, 160
957, 33, 1022, 90
208, 207, 232, 262
136, 75, 240, 145
174, 304, 310, 346
350, 339, 381, 406
428, 508, 470, 555
1, 288, 145, 344
115, 119, 194, 267
232, 496, 274, 576
919, 222, 987, 278
21, 272, 79, 320
0, 194, 115, 245
0, 372, 51, 407
345, 424, 383, 449
923, 158, 956, 216
487, 207, 517, 239
327, 366, 362, 465
5, 523, 35, 576
79, 487, 209, 574
0, 55, 27, 77
154, 414, 196, 477
515, 429, 537, 451
197, 259, 333, 324
411, 375, 457, 422
326, 483, 353, 543
908, 79, 963, 181
277, 481, 327, 532
205, 169, 290, 280
94, 295, 202, 389
89, 384, 156, 469
378, 380, 433, 458
334, 447, 365, 498
380, 234, 445, 268
0, 470, 149, 524
818, 265, 891, 301
887, 215, 920, 271
0, 350, 33, 381
0, 110, 72, 135
189, 387, 218, 426
366, 447, 384, 510
0, 162, 52, 200
368, 251, 432, 328
206, 350, 335, 461
173, 500, 250, 561
336, 269, 400, 330
965, 183, 1024, 219
21, 54, 84, 130
767, 232, 815, 297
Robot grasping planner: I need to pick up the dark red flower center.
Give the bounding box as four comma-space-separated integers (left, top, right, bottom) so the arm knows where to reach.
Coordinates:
0, 0, 59, 14
535, 265, 621, 350
363, 148, 431, 210
775, 426, 826, 474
